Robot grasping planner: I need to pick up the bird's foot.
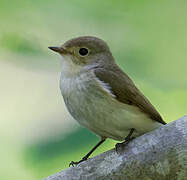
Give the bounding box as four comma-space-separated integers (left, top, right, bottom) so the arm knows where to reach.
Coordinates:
69, 157, 88, 167
115, 137, 134, 154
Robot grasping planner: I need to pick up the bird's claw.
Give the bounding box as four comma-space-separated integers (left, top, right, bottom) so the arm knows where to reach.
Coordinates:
69, 161, 78, 167
115, 142, 127, 153
69, 157, 88, 167
115, 137, 134, 153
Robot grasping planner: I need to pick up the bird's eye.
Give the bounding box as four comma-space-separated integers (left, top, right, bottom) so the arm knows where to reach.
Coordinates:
79, 48, 88, 56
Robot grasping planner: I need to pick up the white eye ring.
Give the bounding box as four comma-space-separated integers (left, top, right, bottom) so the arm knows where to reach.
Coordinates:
79, 48, 89, 56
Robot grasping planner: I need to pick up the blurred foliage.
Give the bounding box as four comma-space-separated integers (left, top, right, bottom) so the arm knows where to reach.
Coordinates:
23, 128, 115, 178
1, 33, 41, 54
0, 0, 187, 179
24, 128, 97, 164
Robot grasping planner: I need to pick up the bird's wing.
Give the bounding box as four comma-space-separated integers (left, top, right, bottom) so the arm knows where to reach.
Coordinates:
94, 66, 166, 125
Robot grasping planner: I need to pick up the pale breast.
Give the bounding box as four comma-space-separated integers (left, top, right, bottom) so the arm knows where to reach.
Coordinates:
60, 71, 162, 141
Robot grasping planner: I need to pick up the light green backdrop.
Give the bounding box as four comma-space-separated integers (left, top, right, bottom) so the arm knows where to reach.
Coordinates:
0, 0, 186, 179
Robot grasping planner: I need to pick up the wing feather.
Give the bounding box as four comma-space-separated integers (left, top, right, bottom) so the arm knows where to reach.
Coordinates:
94, 65, 166, 125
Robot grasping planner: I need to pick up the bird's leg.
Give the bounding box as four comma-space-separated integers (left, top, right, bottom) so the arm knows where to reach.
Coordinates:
69, 138, 106, 167
115, 128, 135, 153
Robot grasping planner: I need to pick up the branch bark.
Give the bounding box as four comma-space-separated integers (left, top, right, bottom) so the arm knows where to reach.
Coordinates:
44, 116, 187, 180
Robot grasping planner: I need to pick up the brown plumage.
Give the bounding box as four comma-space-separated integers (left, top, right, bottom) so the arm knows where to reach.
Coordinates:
94, 64, 166, 125
63, 36, 166, 125
49, 36, 166, 166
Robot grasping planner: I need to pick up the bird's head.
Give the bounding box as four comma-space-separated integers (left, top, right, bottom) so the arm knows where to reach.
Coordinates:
49, 36, 114, 75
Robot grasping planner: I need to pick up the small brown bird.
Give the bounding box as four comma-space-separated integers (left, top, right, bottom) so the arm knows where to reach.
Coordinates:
49, 36, 166, 166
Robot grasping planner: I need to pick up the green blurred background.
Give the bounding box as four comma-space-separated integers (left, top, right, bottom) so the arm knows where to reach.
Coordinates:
0, 0, 187, 179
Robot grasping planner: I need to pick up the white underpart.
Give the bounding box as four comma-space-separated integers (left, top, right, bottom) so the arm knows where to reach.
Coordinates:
60, 55, 83, 77
60, 55, 162, 141
96, 78, 116, 98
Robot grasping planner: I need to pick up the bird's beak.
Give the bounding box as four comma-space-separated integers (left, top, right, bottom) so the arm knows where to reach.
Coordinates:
48, 46, 67, 54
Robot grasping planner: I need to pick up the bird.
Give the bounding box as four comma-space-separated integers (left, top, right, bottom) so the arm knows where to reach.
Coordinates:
48, 36, 166, 166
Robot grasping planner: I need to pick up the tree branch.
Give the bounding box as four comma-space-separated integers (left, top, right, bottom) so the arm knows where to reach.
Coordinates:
44, 116, 187, 180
